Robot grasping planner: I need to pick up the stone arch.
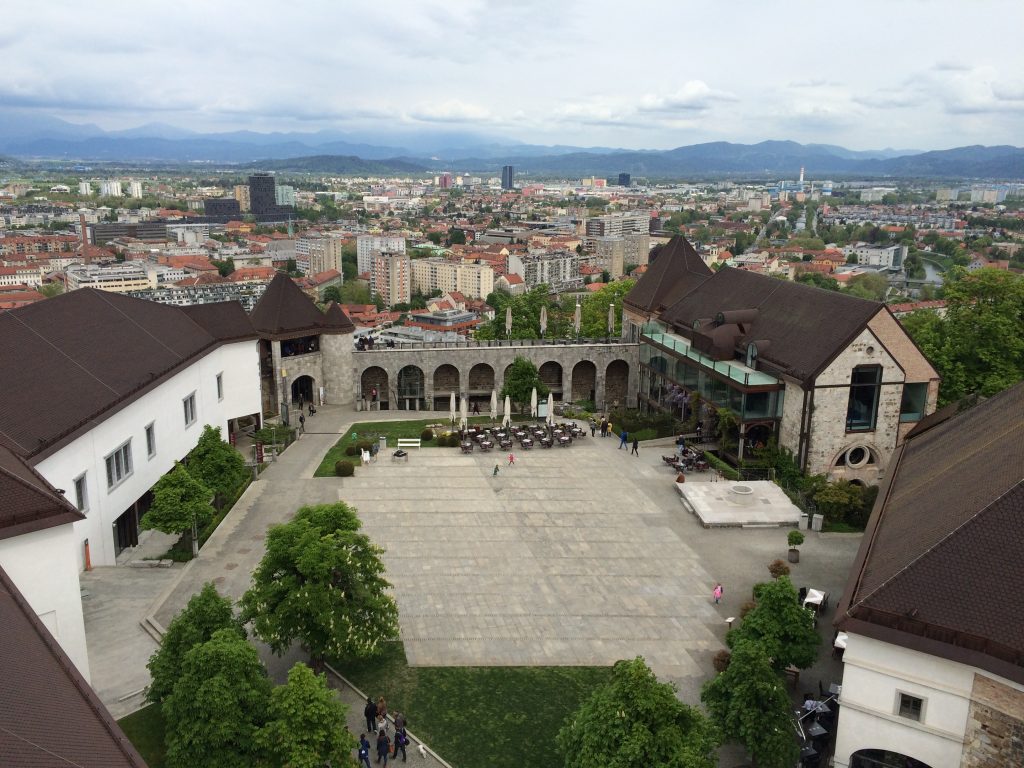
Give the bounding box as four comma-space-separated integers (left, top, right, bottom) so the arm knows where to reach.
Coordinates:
468, 362, 495, 392
833, 444, 879, 469
538, 361, 562, 396
433, 363, 459, 394
848, 748, 933, 768
361, 367, 388, 409
605, 359, 630, 409
396, 364, 425, 410
290, 375, 315, 405
571, 360, 596, 403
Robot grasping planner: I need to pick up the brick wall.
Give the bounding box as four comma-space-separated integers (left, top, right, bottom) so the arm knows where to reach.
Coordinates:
962, 674, 1024, 767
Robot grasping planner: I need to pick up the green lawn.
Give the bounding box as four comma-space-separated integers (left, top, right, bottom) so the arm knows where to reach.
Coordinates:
314, 417, 493, 477
334, 643, 611, 768
118, 704, 166, 768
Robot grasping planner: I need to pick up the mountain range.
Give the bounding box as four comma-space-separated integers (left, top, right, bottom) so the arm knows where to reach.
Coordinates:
1, 112, 1022, 179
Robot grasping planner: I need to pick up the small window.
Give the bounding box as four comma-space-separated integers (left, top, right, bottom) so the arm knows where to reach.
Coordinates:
216, 372, 224, 401
73, 474, 88, 512
104, 441, 133, 490
900, 383, 928, 423
145, 422, 156, 458
898, 693, 924, 721
183, 393, 196, 427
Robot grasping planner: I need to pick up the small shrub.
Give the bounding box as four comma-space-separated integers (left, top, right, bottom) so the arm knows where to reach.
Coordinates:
712, 649, 732, 673
420, 428, 434, 442
788, 530, 805, 548
768, 559, 791, 579
357, 440, 373, 452
335, 460, 355, 477
344, 445, 358, 457
739, 599, 757, 618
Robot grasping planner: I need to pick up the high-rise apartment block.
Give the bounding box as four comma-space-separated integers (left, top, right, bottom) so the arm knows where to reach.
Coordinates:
78, 181, 92, 196
98, 180, 123, 197
234, 184, 251, 212
128, 181, 144, 199
410, 258, 495, 299
371, 252, 411, 307
585, 212, 649, 238
507, 250, 581, 292
438, 173, 453, 189
296, 234, 345, 275
275, 184, 297, 207
501, 165, 515, 190
356, 234, 406, 275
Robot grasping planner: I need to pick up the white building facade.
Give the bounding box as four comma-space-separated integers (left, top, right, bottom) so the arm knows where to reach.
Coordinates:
357, 234, 405, 275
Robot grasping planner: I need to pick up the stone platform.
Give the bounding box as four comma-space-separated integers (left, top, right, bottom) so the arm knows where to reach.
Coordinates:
676, 480, 802, 527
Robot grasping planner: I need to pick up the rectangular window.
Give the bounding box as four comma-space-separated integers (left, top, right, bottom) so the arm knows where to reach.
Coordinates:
898, 692, 924, 722
846, 365, 882, 432
145, 422, 156, 458
104, 441, 133, 490
73, 474, 88, 512
900, 383, 928, 423
216, 372, 224, 401
183, 392, 196, 427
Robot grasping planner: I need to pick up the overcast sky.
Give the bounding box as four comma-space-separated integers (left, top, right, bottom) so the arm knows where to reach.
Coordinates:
3, 0, 1023, 150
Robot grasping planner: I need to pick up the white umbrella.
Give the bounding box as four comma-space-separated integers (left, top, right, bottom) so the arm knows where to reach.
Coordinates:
449, 391, 456, 422
530, 387, 538, 417
607, 302, 616, 336
490, 389, 498, 421
505, 306, 513, 336
573, 301, 581, 337
539, 305, 548, 337
546, 392, 554, 426
460, 394, 468, 430
503, 395, 511, 427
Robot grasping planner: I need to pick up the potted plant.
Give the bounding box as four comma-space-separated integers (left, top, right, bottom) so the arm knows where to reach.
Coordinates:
788, 529, 805, 563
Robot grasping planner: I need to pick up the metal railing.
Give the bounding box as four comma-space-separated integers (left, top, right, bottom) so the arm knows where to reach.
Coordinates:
355, 338, 637, 352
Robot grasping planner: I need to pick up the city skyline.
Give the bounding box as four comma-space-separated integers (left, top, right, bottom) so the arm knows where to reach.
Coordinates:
1, 0, 1023, 151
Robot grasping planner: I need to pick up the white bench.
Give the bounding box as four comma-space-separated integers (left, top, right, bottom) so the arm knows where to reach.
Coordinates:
396, 439, 421, 450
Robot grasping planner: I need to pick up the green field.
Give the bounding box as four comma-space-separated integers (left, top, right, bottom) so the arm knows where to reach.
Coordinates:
117, 705, 166, 768
335, 643, 611, 768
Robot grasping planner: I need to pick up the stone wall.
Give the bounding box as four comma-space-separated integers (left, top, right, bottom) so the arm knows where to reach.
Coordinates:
321, 333, 354, 406
962, 674, 1024, 767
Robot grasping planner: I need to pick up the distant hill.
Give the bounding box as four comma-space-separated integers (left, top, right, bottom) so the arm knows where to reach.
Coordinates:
253, 155, 426, 174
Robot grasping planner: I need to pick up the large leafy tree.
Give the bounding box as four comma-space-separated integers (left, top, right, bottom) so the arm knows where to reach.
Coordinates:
727, 576, 819, 671
500, 356, 549, 414
902, 267, 1024, 405
259, 663, 355, 768
240, 502, 398, 669
146, 582, 245, 703
557, 656, 719, 768
476, 285, 562, 339
701, 640, 799, 768
188, 425, 248, 508
578, 279, 635, 338
141, 462, 213, 555
163, 628, 272, 768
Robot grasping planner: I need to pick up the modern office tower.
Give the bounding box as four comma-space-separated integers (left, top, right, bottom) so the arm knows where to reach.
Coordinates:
248, 173, 278, 215
501, 165, 515, 190
618, 173, 631, 187
204, 198, 242, 217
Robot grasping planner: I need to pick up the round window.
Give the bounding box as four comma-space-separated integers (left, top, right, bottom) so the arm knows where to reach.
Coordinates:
846, 446, 869, 468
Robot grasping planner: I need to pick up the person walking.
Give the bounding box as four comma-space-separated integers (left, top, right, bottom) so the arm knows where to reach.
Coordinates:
364, 697, 377, 734
713, 583, 723, 604
299, 413, 305, 432
600, 418, 608, 437
492, 464, 500, 477
376, 729, 390, 765
394, 726, 408, 762
357, 734, 373, 768
590, 419, 597, 437
631, 436, 639, 456
676, 434, 686, 457
619, 429, 628, 449
507, 452, 516, 466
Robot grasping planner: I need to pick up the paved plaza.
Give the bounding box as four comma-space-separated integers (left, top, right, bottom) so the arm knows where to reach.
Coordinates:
82, 406, 862, 763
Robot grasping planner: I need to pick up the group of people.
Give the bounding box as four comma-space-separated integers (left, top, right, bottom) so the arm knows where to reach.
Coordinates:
359, 696, 411, 766
590, 415, 614, 438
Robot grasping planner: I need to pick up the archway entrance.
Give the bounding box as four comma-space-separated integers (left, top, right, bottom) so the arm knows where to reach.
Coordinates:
606, 359, 630, 410
539, 361, 563, 400
433, 363, 459, 410
361, 367, 388, 410
850, 749, 933, 768
291, 375, 315, 406
571, 360, 596, 404
396, 365, 425, 410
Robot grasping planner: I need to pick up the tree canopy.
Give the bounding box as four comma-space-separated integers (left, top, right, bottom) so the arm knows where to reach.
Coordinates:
727, 575, 819, 671
240, 502, 399, 667
147, 583, 245, 703
844, 272, 888, 301
141, 462, 213, 537
500, 356, 549, 414
795, 271, 839, 292
578, 280, 635, 337
701, 640, 799, 768
188, 425, 248, 507
258, 663, 355, 768
557, 656, 719, 768
163, 628, 271, 768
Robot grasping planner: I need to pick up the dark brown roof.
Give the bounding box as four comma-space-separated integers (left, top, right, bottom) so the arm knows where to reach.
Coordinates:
0, 289, 235, 461
0, 564, 148, 767
323, 301, 356, 333
623, 235, 713, 315
0, 443, 84, 541
837, 383, 1024, 683
180, 301, 258, 342
249, 273, 350, 339
657, 267, 881, 382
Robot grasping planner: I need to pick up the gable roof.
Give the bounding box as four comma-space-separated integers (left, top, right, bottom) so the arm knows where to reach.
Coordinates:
0, 444, 84, 541
657, 267, 881, 383
249, 273, 350, 339
0, 564, 147, 768
0, 289, 236, 461
180, 301, 257, 343
623, 235, 713, 315
837, 383, 1024, 684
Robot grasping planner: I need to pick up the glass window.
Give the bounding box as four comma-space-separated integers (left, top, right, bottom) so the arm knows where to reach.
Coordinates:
183, 393, 196, 427
73, 474, 88, 512
104, 441, 133, 490
216, 372, 224, 401
847, 366, 882, 432
743, 391, 772, 419
145, 422, 156, 458
899, 383, 928, 422
897, 693, 923, 722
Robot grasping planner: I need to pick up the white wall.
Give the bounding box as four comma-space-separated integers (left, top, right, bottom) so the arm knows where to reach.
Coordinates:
34, 340, 261, 569
833, 634, 1024, 768
0, 524, 91, 682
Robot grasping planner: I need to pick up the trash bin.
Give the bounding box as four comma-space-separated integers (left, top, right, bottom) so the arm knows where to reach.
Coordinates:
800, 513, 809, 530
379, 435, 387, 453
811, 513, 824, 532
